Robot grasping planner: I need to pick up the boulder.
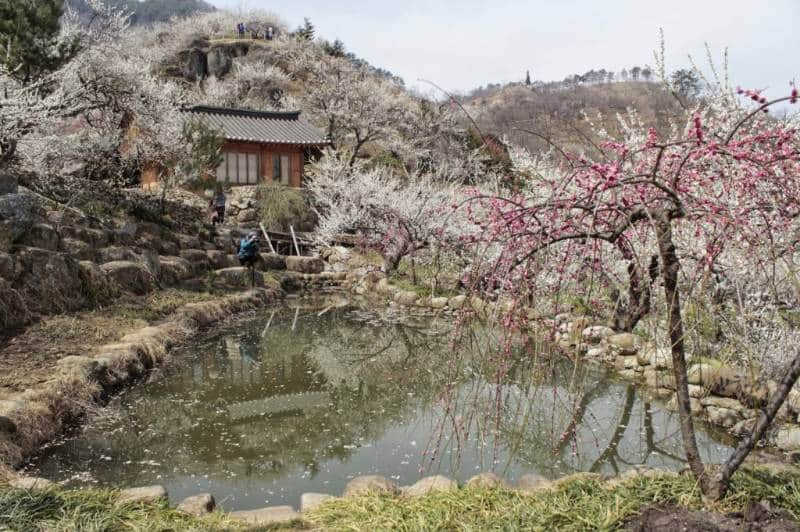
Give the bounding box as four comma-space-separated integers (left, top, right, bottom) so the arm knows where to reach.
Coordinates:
644, 368, 676, 390
343, 475, 400, 497
176, 234, 203, 250
98, 246, 139, 264
12, 247, 85, 315
118, 485, 167, 504
448, 295, 467, 310
586, 346, 609, 359
78, 260, 118, 304
687, 364, 742, 398
158, 256, 193, 285
643, 345, 673, 369
100, 261, 156, 295
704, 406, 741, 428
207, 45, 234, 78
19, 223, 59, 250
176, 493, 215, 516
403, 476, 457, 497
179, 249, 212, 275
775, 426, 800, 451
260, 253, 287, 271
285, 255, 324, 274
231, 506, 300, 526
206, 250, 232, 270
0, 414, 16, 434
605, 333, 642, 355
517, 473, 552, 492
393, 290, 419, 306
60, 237, 95, 261
0, 172, 18, 195
60, 226, 109, 248
213, 267, 264, 289
615, 355, 639, 371
158, 240, 179, 257
700, 396, 744, 411
582, 325, 615, 344
375, 278, 397, 296
0, 279, 28, 329
182, 48, 208, 81
429, 297, 449, 309
0, 191, 37, 251
665, 395, 703, 415
466, 472, 509, 489
687, 384, 707, 398
300, 493, 335, 513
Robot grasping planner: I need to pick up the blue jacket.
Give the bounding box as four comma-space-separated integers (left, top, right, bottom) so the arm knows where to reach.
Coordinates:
238, 237, 258, 260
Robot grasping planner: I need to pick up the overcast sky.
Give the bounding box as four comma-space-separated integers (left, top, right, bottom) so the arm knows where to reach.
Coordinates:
209, 0, 799, 97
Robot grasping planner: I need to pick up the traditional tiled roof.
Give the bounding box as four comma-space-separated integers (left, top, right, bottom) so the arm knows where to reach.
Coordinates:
183, 105, 329, 146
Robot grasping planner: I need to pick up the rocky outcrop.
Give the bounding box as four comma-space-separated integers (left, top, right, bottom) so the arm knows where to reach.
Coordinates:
100, 261, 156, 295
285, 255, 324, 274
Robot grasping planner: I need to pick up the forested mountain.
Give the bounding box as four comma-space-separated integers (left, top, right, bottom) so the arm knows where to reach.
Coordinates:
66, 0, 214, 25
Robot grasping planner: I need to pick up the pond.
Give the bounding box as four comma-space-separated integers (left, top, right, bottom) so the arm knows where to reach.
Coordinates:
28, 297, 735, 511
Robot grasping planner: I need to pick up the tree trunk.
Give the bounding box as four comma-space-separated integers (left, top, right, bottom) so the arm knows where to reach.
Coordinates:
613, 239, 651, 332
654, 213, 709, 490
707, 350, 800, 500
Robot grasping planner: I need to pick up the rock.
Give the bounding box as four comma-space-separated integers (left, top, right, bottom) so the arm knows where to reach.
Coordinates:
618, 369, 639, 380
300, 493, 335, 512
644, 368, 676, 390
343, 475, 400, 497
517, 473, 552, 492
0, 415, 16, 434
175, 234, 203, 250
179, 249, 212, 275
97, 246, 140, 264
448, 295, 467, 310
403, 476, 457, 497
605, 333, 642, 355
61, 226, 109, 248
158, 256, 193, 285
20, 223, 59, 251
176, 493, 215, 516
60, 237, 95, 261
704, 406, 741, 428
644, 345, 673, 369
182, 48, 208, 81
586, 346, 609, 359
429, 297, 449, 309
687, 363, 742, 398
213, 267, 264, 289
207, 46, 233, 78
393, 290, 419, 306
687, 384, 707, 398
615, 355, 640, 370
788, 390, 800, 414
158, 240, 180, 257
100, 261, 156, 295
470, 296, 486, 313
12, 247, 85, 315
0, 172, 18, 195
0, 192, 37, 251
700, 396, 744, 411
652, 387, 674, 399
582, 325, 615, 344
466, 472, 509, 489
9, 476, 53, 490
231, 506, 300, 525
375, 278, 397, 295
775, 426, 800, 451
285, 255, 324, 274
665, 395, 703, 415
0, 251, 13, 279
118, 485, 167, 504
259, 253, 287, 271
731, 418, 757, 437
78, 260, 118, 304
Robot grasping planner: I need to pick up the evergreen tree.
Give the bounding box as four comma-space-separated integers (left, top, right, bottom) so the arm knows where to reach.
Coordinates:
322, 38, 346, 58
0, 0, 79, 83
525, 70, 531, 85
296, 17, 315, 41
671, 68, 702, 100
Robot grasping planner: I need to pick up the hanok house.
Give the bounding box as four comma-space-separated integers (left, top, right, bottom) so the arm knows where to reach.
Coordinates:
141, 106, 329, 188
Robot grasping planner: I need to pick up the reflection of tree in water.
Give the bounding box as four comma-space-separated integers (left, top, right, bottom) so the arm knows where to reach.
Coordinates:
47, 306, 462, 484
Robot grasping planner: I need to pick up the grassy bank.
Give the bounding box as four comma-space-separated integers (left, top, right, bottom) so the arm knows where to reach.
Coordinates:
2, 466, 799, 531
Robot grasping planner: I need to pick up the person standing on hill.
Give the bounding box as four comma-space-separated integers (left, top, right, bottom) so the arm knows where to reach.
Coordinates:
237, 231, 261, 286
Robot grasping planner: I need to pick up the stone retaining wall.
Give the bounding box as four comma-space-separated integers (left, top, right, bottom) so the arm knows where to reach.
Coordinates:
0, 288, 280, 472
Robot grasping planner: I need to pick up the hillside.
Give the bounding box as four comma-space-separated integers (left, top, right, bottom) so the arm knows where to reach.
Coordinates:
66, 0, 215, 26
465, 81, 686, 155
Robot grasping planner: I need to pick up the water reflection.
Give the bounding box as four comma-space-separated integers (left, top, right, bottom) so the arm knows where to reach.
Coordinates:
29, 300, 733, 510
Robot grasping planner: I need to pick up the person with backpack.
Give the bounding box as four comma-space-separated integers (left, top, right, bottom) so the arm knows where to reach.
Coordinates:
237, 230, 260, 285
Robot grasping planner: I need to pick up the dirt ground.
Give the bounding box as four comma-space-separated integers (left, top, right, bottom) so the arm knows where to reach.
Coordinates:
625, 502, 799, 531
0, 289, 216, 397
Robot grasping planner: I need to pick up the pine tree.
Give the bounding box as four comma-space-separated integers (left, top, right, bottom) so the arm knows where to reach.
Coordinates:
322, 38, 346, 58
0, 0, 79, 83
525, 70, 531, 85
296, 17, 315, 41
